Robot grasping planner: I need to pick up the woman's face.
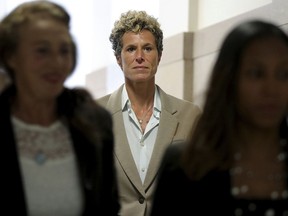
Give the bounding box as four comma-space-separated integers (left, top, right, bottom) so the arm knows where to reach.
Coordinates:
7, 16, 73, 101
116, 29, 161, 85
237, 36, 288, 130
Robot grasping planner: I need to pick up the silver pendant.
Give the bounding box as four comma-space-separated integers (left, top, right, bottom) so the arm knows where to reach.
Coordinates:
35, 152, 46, 165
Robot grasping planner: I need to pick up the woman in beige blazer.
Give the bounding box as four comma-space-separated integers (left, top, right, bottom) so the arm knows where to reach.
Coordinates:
98, 10, 201, 216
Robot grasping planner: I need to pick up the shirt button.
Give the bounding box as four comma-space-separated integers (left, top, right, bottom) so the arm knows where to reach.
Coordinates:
138, 197, 145, 204
141, 168, 145, 172
140, 141, 144, 147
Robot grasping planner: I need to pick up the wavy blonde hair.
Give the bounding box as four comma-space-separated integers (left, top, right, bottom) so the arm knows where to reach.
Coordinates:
109, 10, 163, 57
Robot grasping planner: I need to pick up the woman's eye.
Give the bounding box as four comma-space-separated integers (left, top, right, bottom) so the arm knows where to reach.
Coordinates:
277, 69, 288, 80
246, 69, 263, 79
144, 47, 152, 52
127, 47, 135, 52
60, 47, 71, 55
36, 47, 49, 54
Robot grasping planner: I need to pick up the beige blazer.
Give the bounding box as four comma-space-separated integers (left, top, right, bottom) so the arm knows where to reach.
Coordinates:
97, 84, 201, 216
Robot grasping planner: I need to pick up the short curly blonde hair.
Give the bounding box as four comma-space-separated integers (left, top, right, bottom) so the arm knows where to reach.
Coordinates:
109, 10, 163, 57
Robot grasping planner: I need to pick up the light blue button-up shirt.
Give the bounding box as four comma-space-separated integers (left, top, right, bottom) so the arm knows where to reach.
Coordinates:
122, 85, 161, 183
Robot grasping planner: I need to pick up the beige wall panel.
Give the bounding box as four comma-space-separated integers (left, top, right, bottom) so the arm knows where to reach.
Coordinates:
156, 61, 184, 100
192, 0, 288, 108
157, 32, 194, 101
85, 0, 288, 104
85, 68, 108, 99
193, 53, 217, 108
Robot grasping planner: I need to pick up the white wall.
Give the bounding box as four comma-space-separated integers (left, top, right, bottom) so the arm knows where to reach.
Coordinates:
158, 0, 196, 37
198, 0, 272, 29
0, 0, 159, 90
0, 0, 108, 88
0, 0, 274, 94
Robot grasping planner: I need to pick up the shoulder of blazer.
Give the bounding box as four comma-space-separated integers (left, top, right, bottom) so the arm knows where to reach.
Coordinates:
96, 85, 124, 113
157, 85, 201, 115
97, 94, 111, 107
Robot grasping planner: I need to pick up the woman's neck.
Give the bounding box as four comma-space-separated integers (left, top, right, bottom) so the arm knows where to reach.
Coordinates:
235, 120, 280, 150
125, 83, 155, 107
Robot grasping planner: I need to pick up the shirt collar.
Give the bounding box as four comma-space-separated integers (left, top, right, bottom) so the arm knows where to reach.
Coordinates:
121, 85, 161, 113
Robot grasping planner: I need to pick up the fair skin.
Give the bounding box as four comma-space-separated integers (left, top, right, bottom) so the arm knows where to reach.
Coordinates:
7, 16, 73, 126
117, 29, 162, 131
233, 36, 288, 198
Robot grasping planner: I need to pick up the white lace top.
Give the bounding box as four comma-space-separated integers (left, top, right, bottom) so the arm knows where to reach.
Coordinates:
12, 116, 84, 216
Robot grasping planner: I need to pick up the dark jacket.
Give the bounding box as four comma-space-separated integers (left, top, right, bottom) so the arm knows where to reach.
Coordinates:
150, 142, 288, 216
1, 85, 120, 215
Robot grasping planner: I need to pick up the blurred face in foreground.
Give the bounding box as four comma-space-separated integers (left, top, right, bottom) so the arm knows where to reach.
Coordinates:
237, 36, 288, 130
7, 15, 73, 101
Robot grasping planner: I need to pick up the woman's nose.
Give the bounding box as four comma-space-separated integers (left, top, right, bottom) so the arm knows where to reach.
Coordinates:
135, 48, 144, 62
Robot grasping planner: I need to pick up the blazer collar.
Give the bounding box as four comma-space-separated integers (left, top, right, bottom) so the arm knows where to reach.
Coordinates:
106, 84, 177, 116
106, 84, 182, 193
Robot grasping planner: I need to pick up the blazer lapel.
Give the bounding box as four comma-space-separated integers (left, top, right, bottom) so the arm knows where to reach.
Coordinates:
144, 108, 179, 188
144, 86, 180, 189
106, 86, 144, 194
105, 85, 185, 194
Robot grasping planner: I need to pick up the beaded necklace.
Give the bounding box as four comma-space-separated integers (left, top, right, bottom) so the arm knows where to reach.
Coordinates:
230, 139, 288, 199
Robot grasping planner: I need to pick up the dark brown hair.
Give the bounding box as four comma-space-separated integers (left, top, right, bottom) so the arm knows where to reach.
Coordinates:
182, 20, 288, 180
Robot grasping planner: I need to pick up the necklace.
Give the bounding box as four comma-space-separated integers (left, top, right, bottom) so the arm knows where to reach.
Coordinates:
137, 105, 153, 125
230, 139, 288, 199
